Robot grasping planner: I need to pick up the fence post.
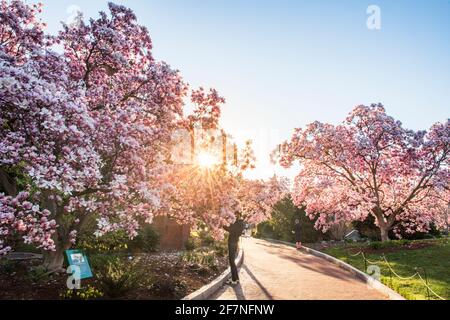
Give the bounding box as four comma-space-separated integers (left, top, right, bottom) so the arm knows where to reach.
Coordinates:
422, 267, 430, 300
388, 266, 393, 286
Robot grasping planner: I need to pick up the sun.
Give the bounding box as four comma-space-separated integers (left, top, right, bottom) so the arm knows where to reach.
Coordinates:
196, 152, 219, 169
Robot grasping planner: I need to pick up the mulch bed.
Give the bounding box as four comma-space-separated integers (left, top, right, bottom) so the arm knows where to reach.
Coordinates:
0, 251, 228, 300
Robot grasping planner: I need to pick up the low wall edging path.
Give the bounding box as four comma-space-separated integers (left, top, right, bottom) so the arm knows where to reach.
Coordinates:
181, 250, 244, 300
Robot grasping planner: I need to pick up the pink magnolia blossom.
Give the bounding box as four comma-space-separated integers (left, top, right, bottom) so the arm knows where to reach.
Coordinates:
0, 1, 186, 267
278, 104, 449, 241
0, 192, 56, 255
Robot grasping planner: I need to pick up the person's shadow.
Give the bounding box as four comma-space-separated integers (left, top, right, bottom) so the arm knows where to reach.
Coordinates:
242, 265, 273, 299
231, 282, 246, 300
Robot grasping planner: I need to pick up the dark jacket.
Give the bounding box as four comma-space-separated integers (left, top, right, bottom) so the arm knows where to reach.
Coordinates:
294, 223, 301, 241
225, 219, 245, 243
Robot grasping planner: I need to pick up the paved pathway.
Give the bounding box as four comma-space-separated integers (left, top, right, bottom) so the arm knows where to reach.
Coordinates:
211, 237, 387, 300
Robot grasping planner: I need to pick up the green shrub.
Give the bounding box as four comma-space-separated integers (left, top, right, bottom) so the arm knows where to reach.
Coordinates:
395, 239, 410, 246
188, 224, 215, 248
184, 238, 196, 251
369, 241, 383, 250
256, 222, 276, 240
129, 224, 160, 253
78, 231, 130, 254
256, 196, 327, 243
198, 228, 215, 246
80, 224, 160, 255
212, 241, 228, 257
89, 253, 120, 271
182, 249, 219, 270
60, 285, 103, 300
0, 260, 18, 276
26, 265, 53, 283
95, 256, 145, 298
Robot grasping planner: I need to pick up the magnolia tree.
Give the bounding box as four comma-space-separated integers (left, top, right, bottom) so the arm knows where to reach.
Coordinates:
57, 3, 186, 251
278, 104, 449, 241
0, 1, 186, 269
0, 1, 287, 269
235, 176, 289, 226
165, 161, 288, 239
1, 0, 94, 259
161, 89, 236, 239
164, 91, 288, 239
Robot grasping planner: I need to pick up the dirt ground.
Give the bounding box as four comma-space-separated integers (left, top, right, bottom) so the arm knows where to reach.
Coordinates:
0, 251, 227, 300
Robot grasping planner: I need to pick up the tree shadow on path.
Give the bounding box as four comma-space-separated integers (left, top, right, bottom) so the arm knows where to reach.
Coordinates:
255, 240, 360, 282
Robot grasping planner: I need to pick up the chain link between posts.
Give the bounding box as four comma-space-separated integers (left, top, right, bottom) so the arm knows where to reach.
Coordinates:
349, 250, 445, 300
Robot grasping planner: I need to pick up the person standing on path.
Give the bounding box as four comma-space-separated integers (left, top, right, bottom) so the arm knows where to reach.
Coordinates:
293, 219, 302, 249
224, 218, 245, 285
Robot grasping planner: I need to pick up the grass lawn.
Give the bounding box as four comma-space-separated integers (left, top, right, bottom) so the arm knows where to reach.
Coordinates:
322, 237, 449, 300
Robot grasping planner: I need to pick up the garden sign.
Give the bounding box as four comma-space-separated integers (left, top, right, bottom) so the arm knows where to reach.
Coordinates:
64, 249, 93, 280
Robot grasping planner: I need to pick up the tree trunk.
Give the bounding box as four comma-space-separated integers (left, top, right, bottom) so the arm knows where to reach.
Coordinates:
42, 239, 71, 272
43, 249, 65, 272
39, 191, 71, 271
379, 225, 390, 242
372, 207, 392, 242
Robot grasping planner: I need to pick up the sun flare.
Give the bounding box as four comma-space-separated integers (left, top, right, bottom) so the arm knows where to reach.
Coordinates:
196, 152, 219, 169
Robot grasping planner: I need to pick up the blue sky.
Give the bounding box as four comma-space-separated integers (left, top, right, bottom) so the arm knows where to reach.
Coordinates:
35, 0, 450, 179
